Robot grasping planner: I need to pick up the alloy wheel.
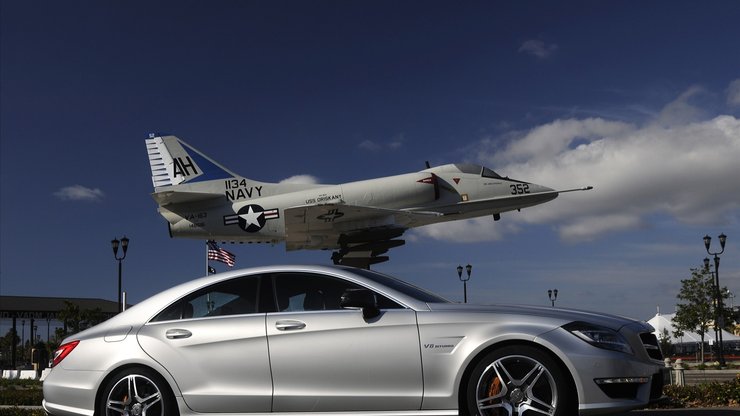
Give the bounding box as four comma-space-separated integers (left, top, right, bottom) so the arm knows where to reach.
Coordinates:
475, 354, 558, 416
105, 374, 164, 416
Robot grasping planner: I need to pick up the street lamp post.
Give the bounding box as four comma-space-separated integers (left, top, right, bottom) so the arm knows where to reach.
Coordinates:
703, 257, 719, 360
704, 233, 727, 367
457, 264, 472, 303
111, 236, 130, 313
548, 289, 558, 307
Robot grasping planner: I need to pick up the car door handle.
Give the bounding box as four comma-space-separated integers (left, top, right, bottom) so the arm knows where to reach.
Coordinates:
165, 329, 192, 339
275, 320, 306, 331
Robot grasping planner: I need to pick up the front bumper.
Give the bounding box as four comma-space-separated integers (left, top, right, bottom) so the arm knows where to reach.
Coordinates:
536, 327, 667, 416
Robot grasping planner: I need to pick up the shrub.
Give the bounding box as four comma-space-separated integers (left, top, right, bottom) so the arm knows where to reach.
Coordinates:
0, 380, 40, 390
0, 379, 43, 407
0, 389, 43, 406
0, 408, 46, 416
658, 375, 740, 408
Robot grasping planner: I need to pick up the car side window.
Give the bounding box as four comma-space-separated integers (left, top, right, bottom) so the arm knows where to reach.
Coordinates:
152, 275, 261, 321
271, 273, 403, 312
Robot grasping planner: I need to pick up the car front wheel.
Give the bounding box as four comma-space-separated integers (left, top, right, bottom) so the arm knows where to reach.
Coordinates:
98, 366, 177, 416
465, 345, 574, 416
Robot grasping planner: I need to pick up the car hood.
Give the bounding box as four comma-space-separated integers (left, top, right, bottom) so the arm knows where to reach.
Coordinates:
426, 303, 650, 332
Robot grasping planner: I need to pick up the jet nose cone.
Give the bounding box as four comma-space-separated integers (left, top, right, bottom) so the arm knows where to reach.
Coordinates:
523, 182, 559, 203
528, 183, 555, 193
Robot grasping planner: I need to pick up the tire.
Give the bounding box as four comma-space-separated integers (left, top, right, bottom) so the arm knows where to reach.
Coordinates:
98, 366, 178, 416
465, 345, 575, 416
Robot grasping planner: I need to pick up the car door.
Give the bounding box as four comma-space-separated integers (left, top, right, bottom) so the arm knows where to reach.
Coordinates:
266, 272, 423, 412
137, 274, 272, 413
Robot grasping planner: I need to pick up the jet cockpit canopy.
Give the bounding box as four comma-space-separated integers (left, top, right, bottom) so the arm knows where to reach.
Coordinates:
452, 163, 504, 179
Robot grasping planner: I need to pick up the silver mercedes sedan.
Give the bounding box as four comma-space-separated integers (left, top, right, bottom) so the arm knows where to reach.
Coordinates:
43, 264, 666, 416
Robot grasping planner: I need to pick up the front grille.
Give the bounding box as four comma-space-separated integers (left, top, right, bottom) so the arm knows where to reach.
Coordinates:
640, 332, 663, 360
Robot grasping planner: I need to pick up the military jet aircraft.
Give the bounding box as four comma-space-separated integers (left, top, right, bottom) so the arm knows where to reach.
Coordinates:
146, 134, 592, 268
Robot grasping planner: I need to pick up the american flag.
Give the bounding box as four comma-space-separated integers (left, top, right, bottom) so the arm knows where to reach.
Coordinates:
207, 240, 236, 267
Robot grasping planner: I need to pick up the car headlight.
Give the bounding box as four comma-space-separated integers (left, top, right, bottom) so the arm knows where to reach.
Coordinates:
563, 322, 633, 354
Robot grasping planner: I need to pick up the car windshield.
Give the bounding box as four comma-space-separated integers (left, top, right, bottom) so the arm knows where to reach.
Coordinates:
349, 268, 450, 303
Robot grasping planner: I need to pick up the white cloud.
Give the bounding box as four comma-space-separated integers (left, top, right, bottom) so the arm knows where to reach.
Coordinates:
410, 217, 517, 243
358, 140, 381, 151
654, 85, 707, 126
727, 78, 740, 107
279, 175, 319, 185
558, 214, 644, 242
415, 84, 740, 243
518, 39, 559, 59
487, 118, 635, 166
388, 134, 405, 149
358, 134, 405, 152
53, 185, 104, 202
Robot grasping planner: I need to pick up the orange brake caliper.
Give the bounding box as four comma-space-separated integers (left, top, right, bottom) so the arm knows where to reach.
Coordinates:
488, 376, 502, 398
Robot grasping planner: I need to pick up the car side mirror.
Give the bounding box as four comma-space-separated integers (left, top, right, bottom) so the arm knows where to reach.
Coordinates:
340, 289, 380, 320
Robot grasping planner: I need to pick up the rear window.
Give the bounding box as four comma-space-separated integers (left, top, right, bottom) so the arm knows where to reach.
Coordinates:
152, 276, 260, 321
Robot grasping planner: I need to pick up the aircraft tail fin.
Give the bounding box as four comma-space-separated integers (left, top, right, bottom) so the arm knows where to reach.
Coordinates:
146, 134, 238, 189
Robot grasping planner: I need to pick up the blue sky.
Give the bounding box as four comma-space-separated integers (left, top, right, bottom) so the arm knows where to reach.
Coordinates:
2, 1, 739, 324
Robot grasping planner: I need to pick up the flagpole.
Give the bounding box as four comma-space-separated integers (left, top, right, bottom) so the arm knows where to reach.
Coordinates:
205, 240, 209, 276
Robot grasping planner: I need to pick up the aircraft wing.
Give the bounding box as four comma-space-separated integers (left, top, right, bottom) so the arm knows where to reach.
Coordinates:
284, 203, 441, 268
281, 187, 591, 268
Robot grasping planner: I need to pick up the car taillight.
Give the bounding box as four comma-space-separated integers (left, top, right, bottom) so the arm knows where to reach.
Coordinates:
52, 340, 80, 367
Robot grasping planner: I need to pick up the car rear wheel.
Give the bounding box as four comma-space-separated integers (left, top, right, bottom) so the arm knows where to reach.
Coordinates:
465, 345, 574, 416
98, 366, 177, 416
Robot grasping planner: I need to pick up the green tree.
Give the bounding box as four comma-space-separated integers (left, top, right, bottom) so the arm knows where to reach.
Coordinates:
0, 328, 20, 367
56, 301, 109, 339
672, 267, 733, 363
57, 300, 82, 335
673, 268, 714, 363
658, 328, 673, 356
81, 307, 106, 328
